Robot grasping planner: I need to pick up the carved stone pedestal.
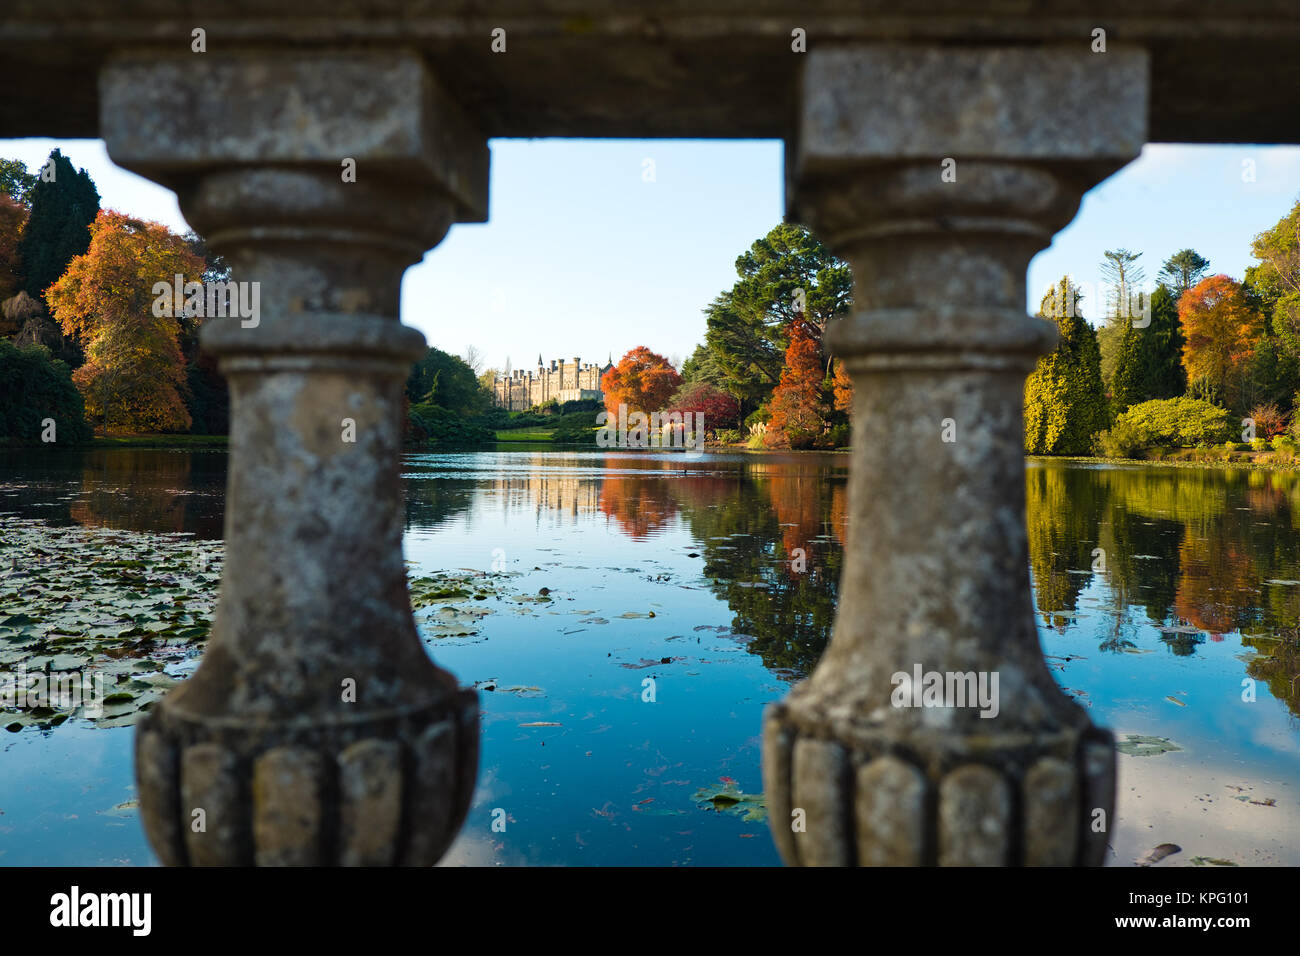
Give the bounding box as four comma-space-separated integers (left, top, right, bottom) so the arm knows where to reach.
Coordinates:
764, 46, 1150, 866
100, 50, 488, 865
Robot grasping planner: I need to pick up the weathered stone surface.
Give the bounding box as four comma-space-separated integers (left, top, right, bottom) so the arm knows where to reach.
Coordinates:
99, 51, 488, 222
400, 722, 457, 867
798, 47, 1148, 165
939, 765, 1011, 866
1080, 732, 1118, 866
3, 3, 1299, 144
253, 747, 325, 866
1024, 757, 1080, 866
338, 739, 403, 866
181, 742, 246, 866
135, 729, 183, 866
791, 737, 851, 866
760, 708, 799, 866
855, 756, 927, 866
762, 43, 1134, 867
102, 48, 482, 866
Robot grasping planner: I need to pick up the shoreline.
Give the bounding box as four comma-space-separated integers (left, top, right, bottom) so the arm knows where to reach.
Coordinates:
1031, 453, 1300, 473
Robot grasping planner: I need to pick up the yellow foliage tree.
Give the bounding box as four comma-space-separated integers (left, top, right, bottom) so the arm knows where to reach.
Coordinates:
46, 211, 204, 433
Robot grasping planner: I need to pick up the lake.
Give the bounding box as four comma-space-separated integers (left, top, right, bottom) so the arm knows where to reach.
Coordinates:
1, 447, 1297, 866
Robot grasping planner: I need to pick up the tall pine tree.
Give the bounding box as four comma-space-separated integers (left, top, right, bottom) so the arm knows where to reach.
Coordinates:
1111, 320, 1144, 412
17, 149, 100, 300
1140, 284, 1187, 399
1107, 282, 1188, 413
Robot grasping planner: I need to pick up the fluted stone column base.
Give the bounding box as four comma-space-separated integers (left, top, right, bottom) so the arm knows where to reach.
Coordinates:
764, 702, 1115, 867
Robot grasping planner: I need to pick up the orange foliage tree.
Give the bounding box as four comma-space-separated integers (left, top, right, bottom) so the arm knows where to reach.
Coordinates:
0, 194, 27, 300
1178, 274, 1263, 411
600, 346, 682, 415
764, 318, 828, 449
46, 210, 205, 433
831, 358, 853, 413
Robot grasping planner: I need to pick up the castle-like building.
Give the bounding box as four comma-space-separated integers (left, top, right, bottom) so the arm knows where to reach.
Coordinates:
492, 355, 612, 411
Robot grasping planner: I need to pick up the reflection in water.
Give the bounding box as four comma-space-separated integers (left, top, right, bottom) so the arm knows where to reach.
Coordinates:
676, 461, 847, 678
0, 447, 225, 539
4, 448, 1299, 865
1027, 462, 1300, 715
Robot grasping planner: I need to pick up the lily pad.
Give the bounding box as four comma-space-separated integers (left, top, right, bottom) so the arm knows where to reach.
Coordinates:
1116, 734, 1182, 757
691, 780, 767, 823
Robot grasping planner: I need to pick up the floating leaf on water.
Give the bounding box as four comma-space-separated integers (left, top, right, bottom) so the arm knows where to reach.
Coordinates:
1135, 843, 1181, 866
1116, 734, 1183, 757
691, 780, 767, 823
99, 799, 140, 817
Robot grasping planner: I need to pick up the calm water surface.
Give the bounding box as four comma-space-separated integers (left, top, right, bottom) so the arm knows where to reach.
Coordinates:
1, 447, 1296, 865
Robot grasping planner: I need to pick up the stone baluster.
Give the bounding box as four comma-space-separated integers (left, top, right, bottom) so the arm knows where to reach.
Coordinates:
99, 50, 487, 865
764, 46, 1149, 866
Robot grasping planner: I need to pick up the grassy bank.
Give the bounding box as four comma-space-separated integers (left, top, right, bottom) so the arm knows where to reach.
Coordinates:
1030, 452, 1300, 472
495, 429, 555, 442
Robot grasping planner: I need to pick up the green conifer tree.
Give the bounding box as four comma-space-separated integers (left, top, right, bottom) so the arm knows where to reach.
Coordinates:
1024, 277, 1109, 455
1140, 284, 1187, 399
1111, 319, 1144, 413
17, 149, 100, 299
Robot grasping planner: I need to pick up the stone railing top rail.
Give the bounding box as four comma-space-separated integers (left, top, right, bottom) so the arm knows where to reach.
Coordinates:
3, 1, 1299, 143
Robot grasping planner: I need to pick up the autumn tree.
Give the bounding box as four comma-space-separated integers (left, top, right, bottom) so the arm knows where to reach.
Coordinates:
765, 319, 829, 449
1024, 277, 1108, 454
0, 194, 27, 301
601, 346, 682, 414
665, 381, 740, 430
1178, 274, 1263, 412
46, 211, 204, 433
701, 223, 851, 417
831, 359, 853, 413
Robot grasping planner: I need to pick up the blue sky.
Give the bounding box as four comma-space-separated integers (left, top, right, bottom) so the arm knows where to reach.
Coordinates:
3, 137, 1298, 374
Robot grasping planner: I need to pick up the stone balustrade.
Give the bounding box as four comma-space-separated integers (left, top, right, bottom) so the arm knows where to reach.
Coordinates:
2, 2, 1295, 866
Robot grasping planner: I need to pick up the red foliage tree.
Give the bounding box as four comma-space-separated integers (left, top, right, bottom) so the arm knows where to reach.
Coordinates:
764, 319, 828, 449
601, 346, 682, 415
666, 381, 739, 430
1249, 402, 1288, 439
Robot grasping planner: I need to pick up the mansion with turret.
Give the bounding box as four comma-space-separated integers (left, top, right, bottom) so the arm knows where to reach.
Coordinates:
492, 355, 612, 411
